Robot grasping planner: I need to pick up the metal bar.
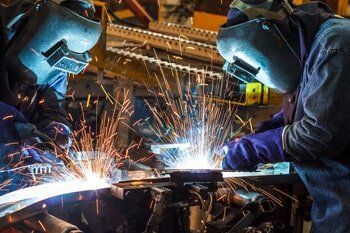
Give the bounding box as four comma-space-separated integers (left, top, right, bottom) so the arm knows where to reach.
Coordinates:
149, 22, 218, 44
122, 0, 153, 24
107, 23, 223, 64
106, 47, 223, 79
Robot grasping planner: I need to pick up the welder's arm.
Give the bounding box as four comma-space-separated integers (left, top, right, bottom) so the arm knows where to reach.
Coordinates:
283, 50, 350, 160
222, 110, 286, 170
255, 109, 284, 133
34, 73, 72, 149
221, 126, 288, 170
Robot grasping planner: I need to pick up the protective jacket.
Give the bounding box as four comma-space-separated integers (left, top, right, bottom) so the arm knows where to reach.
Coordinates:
284, 18, 350, 232
0, 0, 70, 131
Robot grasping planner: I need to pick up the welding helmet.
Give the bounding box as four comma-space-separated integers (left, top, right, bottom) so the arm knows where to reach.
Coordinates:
217, 0, 302, 94
5, 0, 101, 85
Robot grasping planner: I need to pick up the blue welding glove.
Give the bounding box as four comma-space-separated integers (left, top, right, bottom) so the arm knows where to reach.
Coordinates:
0, 102, 28, 142
221, 126, 288, 171
0, 102, 51, 166
255, 110, 284, 134
40, 121, 72, 149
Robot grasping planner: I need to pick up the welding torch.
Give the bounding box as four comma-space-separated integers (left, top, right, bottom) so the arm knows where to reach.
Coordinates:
14, 122, 84, 178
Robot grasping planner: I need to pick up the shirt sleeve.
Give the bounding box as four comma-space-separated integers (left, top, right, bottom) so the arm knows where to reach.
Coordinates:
34, 72, 70, 130
283, 49, 350, 160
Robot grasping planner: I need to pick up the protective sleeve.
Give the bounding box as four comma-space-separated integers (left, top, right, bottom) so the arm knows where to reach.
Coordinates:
255, 109, 284, 134
34, 72, 69, 128
283, 49, 350, 160
222, 126, 288, 171
33, 72, 72, 148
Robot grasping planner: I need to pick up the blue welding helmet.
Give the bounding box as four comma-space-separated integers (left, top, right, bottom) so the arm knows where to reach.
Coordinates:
217, 0, 302, 94
5, 0, 101, 85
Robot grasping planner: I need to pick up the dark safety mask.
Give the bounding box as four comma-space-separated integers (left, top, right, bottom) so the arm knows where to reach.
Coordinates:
5, 0, 101, 85
217, 0, 302, 94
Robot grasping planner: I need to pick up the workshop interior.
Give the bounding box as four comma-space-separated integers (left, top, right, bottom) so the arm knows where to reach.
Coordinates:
0, 0, 349, 232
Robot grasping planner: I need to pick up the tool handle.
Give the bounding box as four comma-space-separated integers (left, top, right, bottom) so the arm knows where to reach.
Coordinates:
14, 122, 37, 139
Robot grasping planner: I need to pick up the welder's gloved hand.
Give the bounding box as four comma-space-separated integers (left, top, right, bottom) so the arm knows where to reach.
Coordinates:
0, 102, 28, 142
40, 122, 72, 149
0, 102, 55, 165
255, 110, 284, 134
221, 126, 288, 171
3, 136, 62, 167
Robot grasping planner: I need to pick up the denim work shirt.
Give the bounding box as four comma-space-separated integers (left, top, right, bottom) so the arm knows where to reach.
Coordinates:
283, 18, 350, 232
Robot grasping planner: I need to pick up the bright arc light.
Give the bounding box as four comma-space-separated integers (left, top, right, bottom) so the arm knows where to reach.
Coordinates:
158, 127, 222, 170
171, 154, 214, 170
0, 174, 110, 209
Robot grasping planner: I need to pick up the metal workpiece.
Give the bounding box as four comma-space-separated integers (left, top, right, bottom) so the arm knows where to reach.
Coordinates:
150, 143, 191, 155
107, 23, 223, 64
0, 187, 109, 230
148, 21, 218, 44
168, 170, 223, 185
110, 170, 222, 200
0, 168, 297, 232
121, 159, 153, 171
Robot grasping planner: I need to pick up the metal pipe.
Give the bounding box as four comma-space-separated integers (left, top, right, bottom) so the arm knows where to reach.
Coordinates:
122, 0, 153, 24
23, 213, 82, 233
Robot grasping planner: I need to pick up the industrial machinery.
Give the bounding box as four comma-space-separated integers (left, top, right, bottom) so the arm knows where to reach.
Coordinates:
0, 166, 300, 233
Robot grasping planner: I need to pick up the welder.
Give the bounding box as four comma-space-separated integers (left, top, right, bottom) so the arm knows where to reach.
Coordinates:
217, 0, 350, 231
0, 0, 101, 190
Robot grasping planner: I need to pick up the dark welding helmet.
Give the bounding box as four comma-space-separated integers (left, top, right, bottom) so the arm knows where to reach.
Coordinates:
217, 0, 302, 94
5, 0, 101, 85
